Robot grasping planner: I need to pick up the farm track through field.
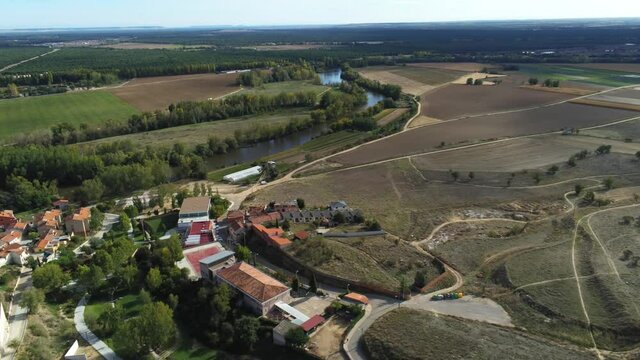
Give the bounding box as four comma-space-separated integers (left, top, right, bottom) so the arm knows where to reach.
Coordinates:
0, 48, 59, 73
513, 273, 618, 291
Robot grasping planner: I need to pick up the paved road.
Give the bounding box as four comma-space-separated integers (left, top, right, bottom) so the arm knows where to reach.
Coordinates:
1, 268, 31, 360
74, 213, 119, 255
74, 295, 121, 360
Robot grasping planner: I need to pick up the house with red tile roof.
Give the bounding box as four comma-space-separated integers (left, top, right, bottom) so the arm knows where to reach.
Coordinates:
65, 207, 91, 237
35, 209, 62, 236
252, 224, 291, 248
343, 292, 369, 305
0, 243, 27, 267
35, 229, 63, 254
228, 219, 246, 242
216, 262, 290, 315
0, 231, 22, 247
52, 199, 70, 210
294, 231, 309, 241
248, 212, 282, 226
0, 210, 17, 230
185, 220, 214, 247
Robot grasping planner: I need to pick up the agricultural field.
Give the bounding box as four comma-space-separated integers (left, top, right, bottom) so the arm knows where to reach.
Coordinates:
80, 109, 311, 149
330, 103, 640, 167
573, 63, 640, 73
0, 91, 139, 142
516, 64, 640, 88
363, 308, 591, 360
240, 80, 329, 96
358, 64, 464, 95
420, 75, 573, 120
582, 117, 640, 142
407, 62, 489, 72
109, 72, 240, 111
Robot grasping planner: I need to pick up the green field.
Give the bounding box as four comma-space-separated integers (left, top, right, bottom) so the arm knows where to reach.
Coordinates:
80, 109, 311, 149
517, 64, 640, 87
0, 91, 139, 142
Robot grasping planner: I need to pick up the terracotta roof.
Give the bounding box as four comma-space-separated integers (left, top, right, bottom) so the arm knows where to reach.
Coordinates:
68, 207, 91, 221
227, 210, 245, 221
249, 212, 281, 225
53, 199, 69, 206
269, 236, 291, 247
38, 209, 62, 227
301, 315, 325, 332
344, 292, 369, 305
189, 221, 213, 236
217, 262, 289, 303
12, 222, 27, 231
0, 210, 15, 219
1, 230, 22, 243
229, 219, 244, 232
180, 197, 211, 214
294, 231, 309, 240
37, 229, 58, 250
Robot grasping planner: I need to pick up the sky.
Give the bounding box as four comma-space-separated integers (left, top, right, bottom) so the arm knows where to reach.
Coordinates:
3, 0, 640, 29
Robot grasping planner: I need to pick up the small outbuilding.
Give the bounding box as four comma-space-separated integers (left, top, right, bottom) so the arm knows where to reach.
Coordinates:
342, 292, 369, 306
223, 166, 262, 183
273, 320, 300, 346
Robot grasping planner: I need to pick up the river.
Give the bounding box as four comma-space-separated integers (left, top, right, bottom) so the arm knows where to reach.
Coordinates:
205, 70, 384, 169
318, 68, 385, 107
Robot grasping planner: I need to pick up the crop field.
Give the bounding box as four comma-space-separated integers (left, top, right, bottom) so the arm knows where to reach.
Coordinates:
411, 134, 640, 173
581, 117, 640, 142
0, 91, 139, 141
330, 103, 640, 167
407, 62, 489, 72
517, 64, 640, 88
240, 80, 328, 96
571, 63, 640, 74
421, 76, 572, 120
79, 109, 310, 148
359, 65, 463, 95
109, 72, 240, 111
363, 308, 591, 360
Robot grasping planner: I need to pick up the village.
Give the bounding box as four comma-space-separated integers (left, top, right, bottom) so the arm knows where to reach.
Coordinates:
0, 192, 376, 359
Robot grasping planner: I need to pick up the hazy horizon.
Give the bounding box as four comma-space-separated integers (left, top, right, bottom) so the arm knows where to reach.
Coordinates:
4, 0, 640, 29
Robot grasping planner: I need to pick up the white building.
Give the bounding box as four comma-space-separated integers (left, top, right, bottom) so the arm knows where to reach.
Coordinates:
222, 166, 262, 183
178, 197, 211, 228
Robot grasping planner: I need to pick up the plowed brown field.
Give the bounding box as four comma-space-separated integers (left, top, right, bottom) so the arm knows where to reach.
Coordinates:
109, 73, 240, 111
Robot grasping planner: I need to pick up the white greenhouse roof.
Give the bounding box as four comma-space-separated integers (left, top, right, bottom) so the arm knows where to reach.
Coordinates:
222, 166, 262, 182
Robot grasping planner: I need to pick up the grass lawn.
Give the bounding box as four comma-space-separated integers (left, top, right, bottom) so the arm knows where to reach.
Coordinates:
169, 340, 217, 360
0, 91, 139, 142
79, 109, 312, 149
241, 80, 329, 96
143, 212, 179, 235
517, 64, 640, 87
85, 293, 144, 324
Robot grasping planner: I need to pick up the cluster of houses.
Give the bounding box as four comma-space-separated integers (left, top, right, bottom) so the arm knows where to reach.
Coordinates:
0, 200, 93, 266
226, 200, 361, 248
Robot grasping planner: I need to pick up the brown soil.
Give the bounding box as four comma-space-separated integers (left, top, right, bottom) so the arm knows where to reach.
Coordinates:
307, 316, 350, 360
570, 98, 640, 112
407, 62, 490, 72
333, 103, 639, 166
422, 76, 572, 120
109, 73, 240, 111
521, 85, 597, 96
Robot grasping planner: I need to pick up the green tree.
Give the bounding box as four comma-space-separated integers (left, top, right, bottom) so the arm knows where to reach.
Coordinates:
121, 264, 138, 289
450, 171, 459, 182
146, 267, 163, 292
528, 78, 539, 85
296, 198, 306, 209
309, 274, 318, 293
139, 289, 152, 305
574, 184, 584, 195
119, 212, 131, 232
466, 77, 473, 85
468, 171, 475, 181
365, 219, 381, 231
414, 271, 426, 288
139, 302, 176, 350
167, 293, 179, 310
8, 83, 19, 97
94, 250, 114, 274
74, 178, 105, 205
603, 177, 614, 190
285, 327, 309, 348
236, 245, 251, 262
113, 319, 145, 358
399, 276, 409, 299
20, 289, 44, 314
282, 219, 291, 231
583, 191, 596, 203
32, 263, 70, 294
98, 303, 124, 334
234, 316, 259, 351
291, 277, 299, 291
